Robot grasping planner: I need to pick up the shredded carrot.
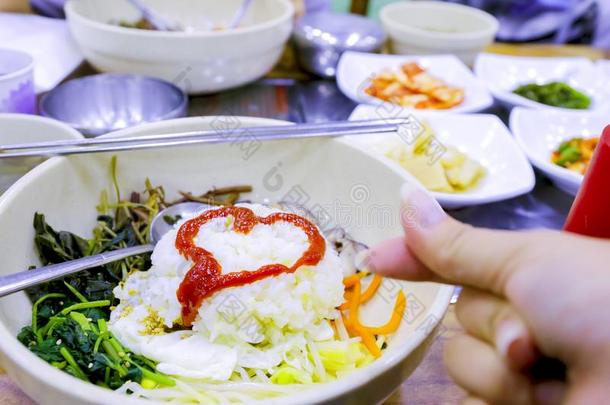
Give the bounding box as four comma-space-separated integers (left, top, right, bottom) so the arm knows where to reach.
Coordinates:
338, 273, 404, 357
341, 311, 356, 336
366, 291, 406, 335
346, 280, 381, 357
343, 272, 366, 288
339, 290, 353, 310
340, 274, 381, 309
354, 322, 381, 357
359, 274, 382, 304
348, 280, 362, 323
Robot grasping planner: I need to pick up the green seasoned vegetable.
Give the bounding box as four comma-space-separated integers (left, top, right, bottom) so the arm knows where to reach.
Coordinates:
554, 143, 582, 166
550, 136, 599, 174
18, 157, 254, 392
513, 82, 591, 109
19, 206, 173, 388
17, 290, 177, 389
18, 158, 173, 389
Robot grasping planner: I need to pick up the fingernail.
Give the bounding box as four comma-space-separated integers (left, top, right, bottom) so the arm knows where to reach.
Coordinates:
495, 319, 528, 360
400, 182, 446, 229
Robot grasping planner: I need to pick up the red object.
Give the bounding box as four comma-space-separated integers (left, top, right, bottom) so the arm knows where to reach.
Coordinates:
175, 206, 325, 326
563, 125, 610, 238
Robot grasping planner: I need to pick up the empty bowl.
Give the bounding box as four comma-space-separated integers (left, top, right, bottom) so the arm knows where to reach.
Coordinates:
65, 0, 294, 94
39, 73, 188, 136
379, 1, 498, 66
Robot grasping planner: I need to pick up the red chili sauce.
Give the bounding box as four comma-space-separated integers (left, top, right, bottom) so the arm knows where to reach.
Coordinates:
175, 206, 326, 326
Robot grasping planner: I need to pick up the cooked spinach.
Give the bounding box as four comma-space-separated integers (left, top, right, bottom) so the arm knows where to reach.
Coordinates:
18, 214, 171, 389
513, 82, 591, 109
18, 157, 253, 391
18, 157, 174, 389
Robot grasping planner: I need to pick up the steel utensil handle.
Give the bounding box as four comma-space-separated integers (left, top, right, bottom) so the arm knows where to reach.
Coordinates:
0, 119, 406, 154
0, 244, 153, 298
0, 125, 400, 159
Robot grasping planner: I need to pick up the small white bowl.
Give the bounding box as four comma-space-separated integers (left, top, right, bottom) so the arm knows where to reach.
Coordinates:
379, 1, 499, 66
0, 113, 83, 193
0, 49, 35, 114
65, 0, 294, 95
348, 105, 535, 209
475, 53, 610, 112
510, 107, 608, 195
337, 51, 493, 114
0, 116, 453, 405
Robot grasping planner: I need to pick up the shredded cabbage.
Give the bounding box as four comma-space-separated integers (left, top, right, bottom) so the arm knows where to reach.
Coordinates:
118, 334, 373, 404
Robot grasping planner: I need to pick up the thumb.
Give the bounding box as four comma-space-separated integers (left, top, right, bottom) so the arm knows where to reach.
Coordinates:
562, 369, 610, 405
369, 182, 535, 296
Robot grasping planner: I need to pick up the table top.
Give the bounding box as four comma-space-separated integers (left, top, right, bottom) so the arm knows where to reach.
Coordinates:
1, 43, 606, 404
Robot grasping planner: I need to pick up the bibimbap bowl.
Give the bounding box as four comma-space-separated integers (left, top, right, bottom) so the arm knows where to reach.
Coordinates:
0, 117, 452, 404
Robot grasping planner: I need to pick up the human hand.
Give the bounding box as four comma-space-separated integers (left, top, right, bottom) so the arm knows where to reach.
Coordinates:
367, 183, 610, 405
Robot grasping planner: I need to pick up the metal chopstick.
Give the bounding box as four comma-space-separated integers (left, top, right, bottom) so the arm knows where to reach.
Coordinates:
0, 119, 405, 151
0, 119, 404, 158
0, 120, 403, 158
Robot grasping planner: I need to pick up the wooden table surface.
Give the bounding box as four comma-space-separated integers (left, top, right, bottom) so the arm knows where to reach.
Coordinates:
0, 40, 607, 404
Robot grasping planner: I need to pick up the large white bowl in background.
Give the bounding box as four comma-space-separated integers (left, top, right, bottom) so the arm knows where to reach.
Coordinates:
349, 105, 535, 209
510, 107, 608, 195
337, 51, 493, 114
0, 113, 83, 193
65, 0, 294, 94
475, 53, 610, 112
379, 1, 498, 66
0, 116, 453, 405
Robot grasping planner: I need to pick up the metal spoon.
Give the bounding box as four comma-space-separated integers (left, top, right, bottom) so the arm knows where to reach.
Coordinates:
0, 202, 207, 298
126, 0, 181, 31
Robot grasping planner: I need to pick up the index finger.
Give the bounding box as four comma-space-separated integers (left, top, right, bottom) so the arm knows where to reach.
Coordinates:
369, 183, 540, 296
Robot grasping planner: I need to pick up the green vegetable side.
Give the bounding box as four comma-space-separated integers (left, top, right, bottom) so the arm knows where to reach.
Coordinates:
17, 157, 252, 391
18, 157, 172, 390
513, 82, 591, 109
555, 141, 583, 166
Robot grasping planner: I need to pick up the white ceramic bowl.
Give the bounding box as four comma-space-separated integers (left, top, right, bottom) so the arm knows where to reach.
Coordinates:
65, 0, 294, 94
0, 116, 453, 405
475, 53, 610, 112
597, 59, 610, 78
379, 1, 498, 66
337, 51, 493, 114
0, 113, 83, 193
510, 107, 608, 195
349, 105, 535, 209
0, 49, 35, 114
